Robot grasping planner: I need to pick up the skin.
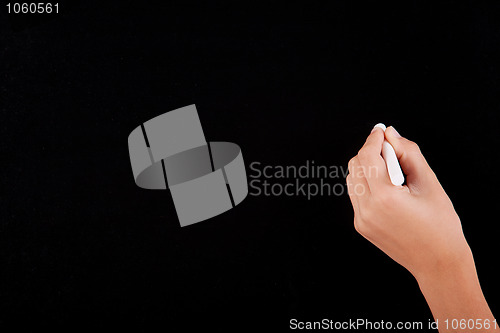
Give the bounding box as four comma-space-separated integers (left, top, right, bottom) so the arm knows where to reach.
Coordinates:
346, 126, 499, 333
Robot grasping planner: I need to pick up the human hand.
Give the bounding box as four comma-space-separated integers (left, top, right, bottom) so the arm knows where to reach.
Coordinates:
346, 126, 498, 332
346, 126, 471, 281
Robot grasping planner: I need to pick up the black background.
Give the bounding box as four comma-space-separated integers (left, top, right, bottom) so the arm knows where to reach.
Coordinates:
1, 1, 500, 331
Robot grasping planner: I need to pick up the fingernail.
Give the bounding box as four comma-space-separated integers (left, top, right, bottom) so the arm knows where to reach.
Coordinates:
372, 123, 386, 133
390, 126, 401, 138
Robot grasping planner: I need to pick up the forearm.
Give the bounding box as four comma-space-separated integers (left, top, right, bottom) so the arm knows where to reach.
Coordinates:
348, 126, 498, 332
416, 251, 498, 333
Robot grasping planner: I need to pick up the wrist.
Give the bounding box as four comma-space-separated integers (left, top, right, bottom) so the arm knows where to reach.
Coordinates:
414, 247, 497, 331
415, 245, 477, 290
415, 245, 488, 316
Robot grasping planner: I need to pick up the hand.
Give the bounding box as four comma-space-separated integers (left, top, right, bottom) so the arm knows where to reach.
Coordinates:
347, 126, 471, 280
346, 125, 498, 332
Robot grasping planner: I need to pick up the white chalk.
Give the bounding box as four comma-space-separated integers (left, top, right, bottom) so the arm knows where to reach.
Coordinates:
374, 123, 405, 186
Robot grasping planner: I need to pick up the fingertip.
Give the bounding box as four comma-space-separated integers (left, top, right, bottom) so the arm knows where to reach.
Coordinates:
370, 126, 384, 135
386, 126, 401, 139
367, 127, 385, 145
367, 127, 385, 150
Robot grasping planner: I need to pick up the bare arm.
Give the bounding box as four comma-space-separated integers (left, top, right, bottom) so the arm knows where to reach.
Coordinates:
346, 126, 498, 333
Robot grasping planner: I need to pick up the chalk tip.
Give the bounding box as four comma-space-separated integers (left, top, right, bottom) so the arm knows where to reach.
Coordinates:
374, 123, 387, 131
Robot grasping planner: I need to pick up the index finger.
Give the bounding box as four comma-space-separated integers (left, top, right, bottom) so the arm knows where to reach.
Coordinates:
356, 127, 392, 191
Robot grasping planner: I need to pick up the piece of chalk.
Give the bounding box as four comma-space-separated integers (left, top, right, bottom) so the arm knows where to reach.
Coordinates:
374, 123, 405, 186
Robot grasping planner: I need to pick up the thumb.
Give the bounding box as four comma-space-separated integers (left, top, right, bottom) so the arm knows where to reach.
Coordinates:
385, 126, 436, 192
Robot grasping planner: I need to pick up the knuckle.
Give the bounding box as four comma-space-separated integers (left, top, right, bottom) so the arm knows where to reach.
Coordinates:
346, 175, 352, 188
406, 140, 421, 153
348, 157, 356, 169
355, 214, 374, 237
357, 149, 369, 162
358, 207, 374, 222
353, 218, 365, 235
